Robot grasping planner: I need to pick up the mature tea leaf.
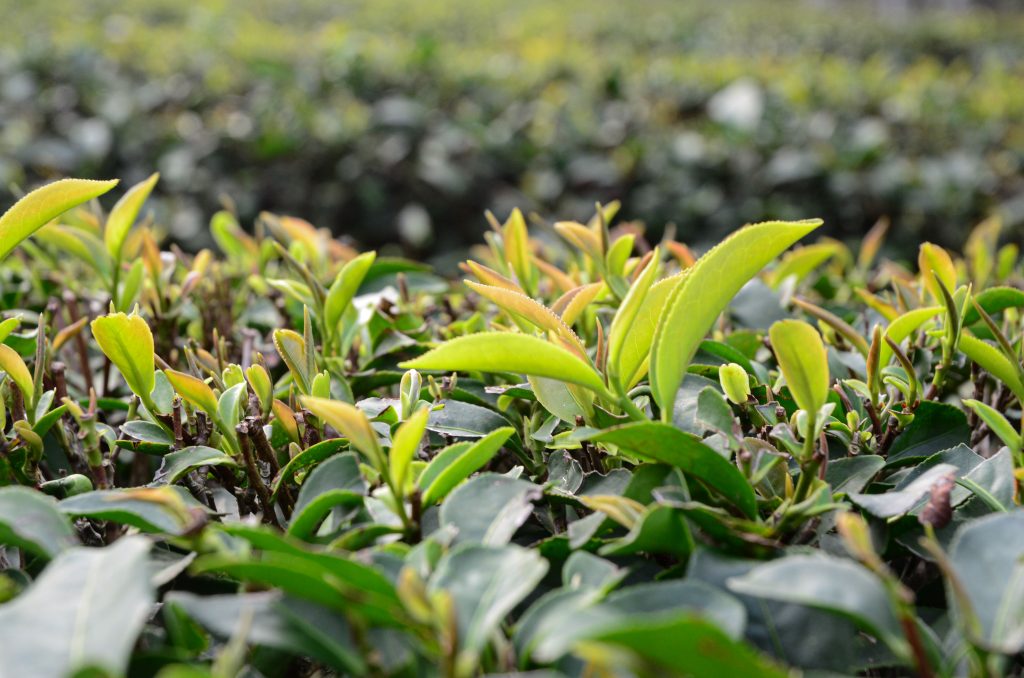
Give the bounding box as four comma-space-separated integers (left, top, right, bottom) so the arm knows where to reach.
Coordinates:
584, 422, 757, 518
0, 537, 153, 677
0, 487, 78, 558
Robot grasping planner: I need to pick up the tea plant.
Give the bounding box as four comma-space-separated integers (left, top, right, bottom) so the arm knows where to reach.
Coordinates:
1, 176, 1024, 677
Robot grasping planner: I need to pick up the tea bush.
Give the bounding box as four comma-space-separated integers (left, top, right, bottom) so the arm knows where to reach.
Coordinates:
1, 175, 1023, 676
3, 0, 1024, 253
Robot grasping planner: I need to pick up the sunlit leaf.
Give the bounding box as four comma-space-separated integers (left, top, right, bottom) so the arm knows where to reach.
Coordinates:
0, 178, 118, 262
769, 319, 829, 414
105, 172, 159, 262
90, 312, 155, 406
650, 219, 821, 418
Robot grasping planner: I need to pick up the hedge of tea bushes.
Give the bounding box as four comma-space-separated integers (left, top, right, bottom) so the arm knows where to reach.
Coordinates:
1, 0, 1023, 254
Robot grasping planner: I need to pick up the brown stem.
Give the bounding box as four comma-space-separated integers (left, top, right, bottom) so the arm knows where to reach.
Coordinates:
236, 421, 279, 527
62, 292, 94, 394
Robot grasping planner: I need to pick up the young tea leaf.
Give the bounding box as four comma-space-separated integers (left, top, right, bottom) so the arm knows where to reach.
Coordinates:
769, 319, 830, 414
650, 219, 821, 419
90, 312, 155, 407
400, 333, 612, 399
0, 178, 118, 262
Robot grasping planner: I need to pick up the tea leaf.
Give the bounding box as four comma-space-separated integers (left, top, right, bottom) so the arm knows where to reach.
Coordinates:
0, 178, 118, 262
400, 333, 611, 399
0, 343, 34, 406
919, 242, 957, 302
769, 319, 829, 414
165, 370, 219, 417
105, 172, 158, 262
300, 396, 383, 466
0, 537, 153, 677
959, 332, 1024, 402
607, 249, 660, 387
0, 486, 78, 558
90, 312, 155, 406
274, 329, 312, 394
389, 406, 429, 492
962, 399, 1021, 453
584, 422, 757, 518
324, 251, 376, 329
420, 427, 514, 506
650, 219, 821, 418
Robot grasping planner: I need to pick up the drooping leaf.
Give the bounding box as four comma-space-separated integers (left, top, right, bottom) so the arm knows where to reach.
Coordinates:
727, 553, 906, 656
583, 422, 757, 519
0, 536, 153, 677
153, 446, 238, 485
651, 219, 821, 418
0, 487, 78, 559
0, 177, 119, 262
429, 543, 548, 672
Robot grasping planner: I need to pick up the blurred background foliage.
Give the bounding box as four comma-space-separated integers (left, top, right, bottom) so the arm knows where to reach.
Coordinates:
1, 0, 1023, 260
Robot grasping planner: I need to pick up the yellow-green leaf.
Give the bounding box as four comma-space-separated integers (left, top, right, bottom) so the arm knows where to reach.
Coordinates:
651, 219, 822, 417
918, 242, 957, 302
419, 427, 515, 506
164, 370, 219, 416
465, 281, 581, 352
0, 178, 118, 262
389, 406, 429, 492
273, 329, 311, 394
0, 344, 34, 405
769, 319, 829, 414
879, 306, 942, 368
90, 312, 154, 403
769, 241, 842, 289
553, 282, 604, 327
324, 251, 376, 329
962, 398, 1020, 452
959, 332, 1024, 403
105, 173, 159, 262
617, 272, 683, 389
607, 249, 661, 386
300, 396, 383, 465
399, 333, 611, 399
